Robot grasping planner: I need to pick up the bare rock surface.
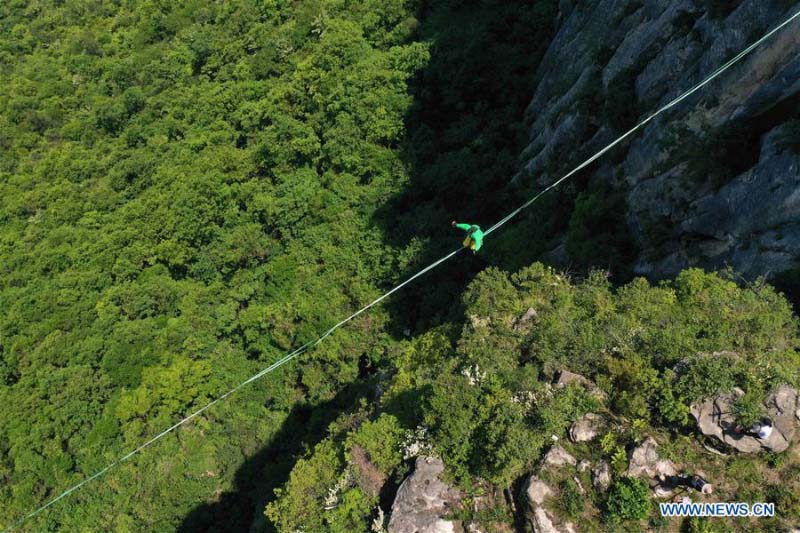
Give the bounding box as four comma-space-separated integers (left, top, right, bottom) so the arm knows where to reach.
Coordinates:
513, 307, 538, 331
554, 370, 606, 400
592, 461, 612, 491
628, 436, 678, 478
523, 475, 577, 533
388, 456, 463, 533
531, 508, 576, 533
519, 0, 800, 281
525, 476, 553, 506
543, 445, 577, 468
569, 413, 604, 443
556, 370, 590, 388
690, 385, 798, 453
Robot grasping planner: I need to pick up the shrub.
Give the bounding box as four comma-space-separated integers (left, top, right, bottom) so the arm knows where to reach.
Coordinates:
674, 354, 737, 403
560, 479, 583, 519
347, 413, 404, 475
565, 182, 637, 277
771, 265, 800, 312
605, 477, 651, 522
732, 387, 765, 428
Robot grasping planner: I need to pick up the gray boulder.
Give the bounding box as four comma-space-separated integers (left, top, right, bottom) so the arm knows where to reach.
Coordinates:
524, 476, 553, 506
690, 385, 798, 453
627, 436, 678, 478
592, 461, 612, 491
523, 476, 577, 533
531, 508, 577, 533
543, 445, 577, 469
569, 413, 604, 443
513, 307, 538, 331
556, 370, 590, 388
388, 456, 463, 533
762, 384, 798, 453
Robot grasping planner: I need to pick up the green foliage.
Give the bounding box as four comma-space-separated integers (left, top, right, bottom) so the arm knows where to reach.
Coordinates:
346, 413, 404, 475
673, 354, 737, 404
560, 478, 583, 520
265, 439, 346, 532
234, 259, 797, 531
766, 465, 800, 520
655, 375, 690, 427
424, 373, 543, 486
0, 0, 430, 527
687, 517, 722, 533
605, 477, 650, 522
611, 447, 629, 476
535, 385, 600, 436
772, 265, 800, 309
2, 0, 799, 529
732, 386, 766, 428
324, 487, 375, 533
566, 183, 636, 277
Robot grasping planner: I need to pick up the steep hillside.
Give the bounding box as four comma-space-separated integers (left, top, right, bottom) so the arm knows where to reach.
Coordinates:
269, 264, 800, 531
517, 0, 800, 282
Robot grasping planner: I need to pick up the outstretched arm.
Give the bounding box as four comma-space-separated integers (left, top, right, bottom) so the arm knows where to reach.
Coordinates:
454, 223, 471, 231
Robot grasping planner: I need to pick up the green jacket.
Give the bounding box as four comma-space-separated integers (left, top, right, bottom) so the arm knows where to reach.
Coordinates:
455, 223, 484, 251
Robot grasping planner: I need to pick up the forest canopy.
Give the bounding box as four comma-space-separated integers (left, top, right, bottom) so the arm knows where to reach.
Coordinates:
0, 0, 434, 528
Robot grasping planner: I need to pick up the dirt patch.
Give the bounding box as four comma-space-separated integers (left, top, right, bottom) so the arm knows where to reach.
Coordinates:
351, 445, 387, 498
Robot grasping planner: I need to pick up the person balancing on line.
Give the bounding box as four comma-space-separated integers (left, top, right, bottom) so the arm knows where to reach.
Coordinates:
452, 221, 484, 253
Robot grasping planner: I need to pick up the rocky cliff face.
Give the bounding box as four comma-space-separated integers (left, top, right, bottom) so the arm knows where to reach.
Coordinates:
519, 0, 800, 280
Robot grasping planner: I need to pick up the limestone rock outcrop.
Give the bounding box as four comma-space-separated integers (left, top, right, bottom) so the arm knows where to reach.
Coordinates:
627, 436, 678, 478
690, 385, 798, 453
519, 0, 800, 281
388, 456, 463, 533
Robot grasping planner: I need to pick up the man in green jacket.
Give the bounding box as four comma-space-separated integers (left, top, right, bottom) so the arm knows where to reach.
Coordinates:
452, 221, 484, 252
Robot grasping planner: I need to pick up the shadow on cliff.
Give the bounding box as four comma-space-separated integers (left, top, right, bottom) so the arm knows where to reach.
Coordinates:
180, 1, 570, 530
178, 380, 372, 532
370, 0, 570, 336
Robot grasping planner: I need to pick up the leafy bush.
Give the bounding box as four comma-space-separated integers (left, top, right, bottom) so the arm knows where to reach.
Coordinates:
772, 265, 800, 309
424, 373, 543, 485
565, 183, 637, 278
605, 477, 650, 522
560, 478, 583, 519
732, 387, 766, 428
265, 440, 346, 532
346, 413, 404, 475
